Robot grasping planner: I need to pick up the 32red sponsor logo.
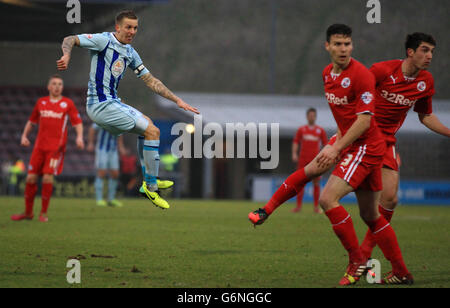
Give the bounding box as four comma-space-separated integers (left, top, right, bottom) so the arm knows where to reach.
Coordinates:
325, 93, 349, 105
40, 110, 64, 119
380, 90, 417, 107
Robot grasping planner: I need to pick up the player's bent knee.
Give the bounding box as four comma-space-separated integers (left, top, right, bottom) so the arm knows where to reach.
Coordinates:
319, 194, 335, 212
389, 195, 398, 207
381, 195, 398, 209
42, 174, 54, 184
26, 174, 38, 184
144, 124, 160, 139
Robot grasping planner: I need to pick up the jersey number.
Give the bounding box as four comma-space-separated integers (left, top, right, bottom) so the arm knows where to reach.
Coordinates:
49, 159, 58, 169
340, 154, 353, 167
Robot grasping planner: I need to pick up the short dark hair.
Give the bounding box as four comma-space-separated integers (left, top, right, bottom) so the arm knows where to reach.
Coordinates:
115, 10, 138, 24
48, 74, 63, 83
326, 24, 352, 42
306, 108, 317, 115
405, 32, 436, 56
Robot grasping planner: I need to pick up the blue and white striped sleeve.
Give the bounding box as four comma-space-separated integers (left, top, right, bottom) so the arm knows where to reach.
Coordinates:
129, 48, 150, 78
77, 33, 109, 51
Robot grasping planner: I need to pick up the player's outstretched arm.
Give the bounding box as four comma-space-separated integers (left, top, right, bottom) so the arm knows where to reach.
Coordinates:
57, 35, 80, 71
21, 121, 36, 147
140, 73, 199, 114
418, 113, 450, 137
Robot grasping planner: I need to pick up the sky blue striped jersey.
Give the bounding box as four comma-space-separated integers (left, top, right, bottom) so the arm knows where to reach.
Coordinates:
77, 32, 150, 104
92, 123, 117, 153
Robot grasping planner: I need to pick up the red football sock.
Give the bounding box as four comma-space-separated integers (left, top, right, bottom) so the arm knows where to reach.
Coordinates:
366, 216, 409, 277
263, 168, 309, 215
313, 183, 320, 207
295, 188, 304, 210
41, 183, 53, 214
379, 205, 394, 222
24, 182, 38, 216
325, 206, 364, 263
360, 205, 395, 259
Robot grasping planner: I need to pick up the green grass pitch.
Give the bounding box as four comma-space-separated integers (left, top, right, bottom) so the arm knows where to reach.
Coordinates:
0, 196, 449, 288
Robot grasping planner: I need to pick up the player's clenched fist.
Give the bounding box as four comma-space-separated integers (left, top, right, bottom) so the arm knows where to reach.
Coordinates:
76, 136, 85, 150
21, 135, 30, 147
56, 55, 70, 71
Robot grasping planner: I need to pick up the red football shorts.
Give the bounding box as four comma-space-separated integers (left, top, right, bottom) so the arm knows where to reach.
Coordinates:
332, 144, 383, 192
28, 147, 65, 176
382, 143, 400, 171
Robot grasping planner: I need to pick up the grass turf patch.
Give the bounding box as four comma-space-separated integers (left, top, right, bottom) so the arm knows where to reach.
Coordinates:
0, 197, 449, 288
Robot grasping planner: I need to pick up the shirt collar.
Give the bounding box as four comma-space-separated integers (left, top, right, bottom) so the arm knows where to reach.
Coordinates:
110, 32, 127, 47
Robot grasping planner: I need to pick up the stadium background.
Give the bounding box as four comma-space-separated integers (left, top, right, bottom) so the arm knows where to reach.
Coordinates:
0, 0, 449, 204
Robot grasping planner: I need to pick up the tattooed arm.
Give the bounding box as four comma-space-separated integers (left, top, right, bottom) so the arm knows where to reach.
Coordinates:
141, 72, 179, 102
56, 35, 80, 71
140, 72, 199, 114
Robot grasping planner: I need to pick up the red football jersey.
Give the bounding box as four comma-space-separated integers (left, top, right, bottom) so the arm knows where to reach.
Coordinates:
29, 96, 82, 151
293, 125, 328, 161
371, 60, 434, 144
322, 58, 384, 155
